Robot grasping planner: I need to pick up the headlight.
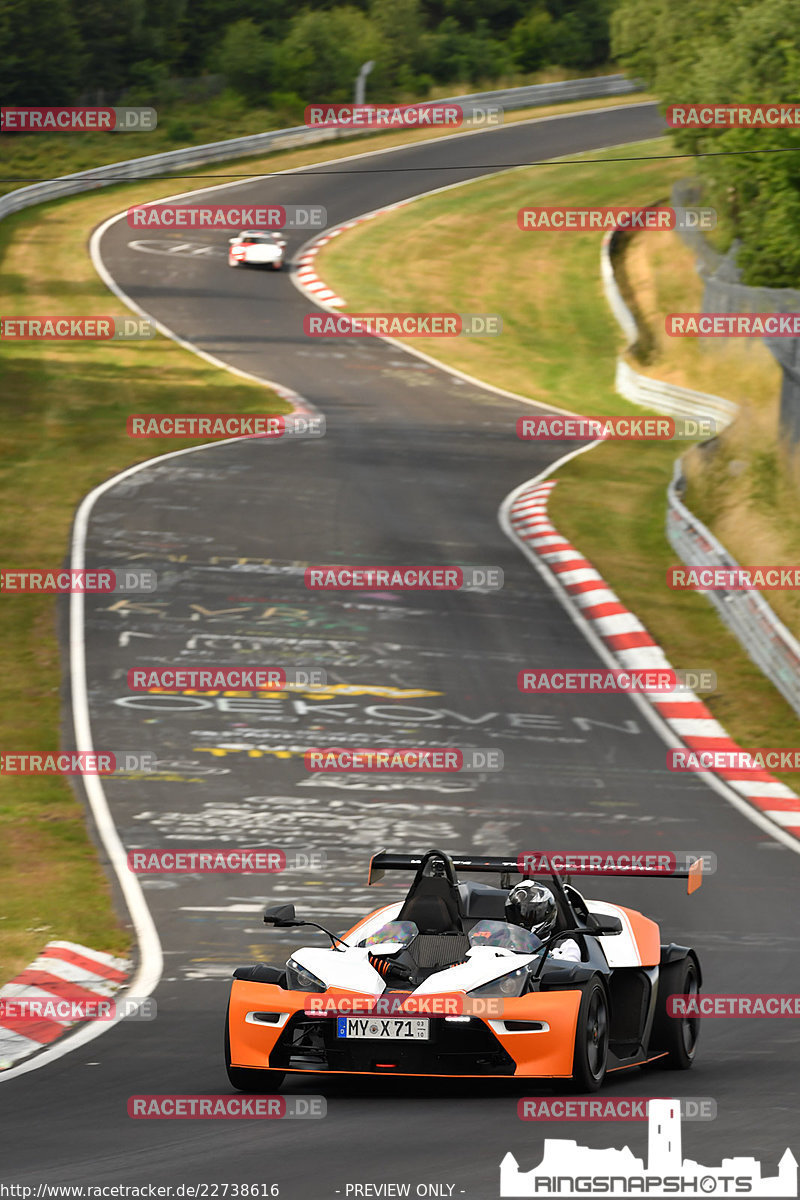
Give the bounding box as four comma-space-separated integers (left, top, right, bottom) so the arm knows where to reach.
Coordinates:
285, 958, 327, 993
467, 965, 531, 999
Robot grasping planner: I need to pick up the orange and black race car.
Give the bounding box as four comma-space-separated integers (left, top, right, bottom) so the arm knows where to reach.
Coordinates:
224, 848, 703, 1091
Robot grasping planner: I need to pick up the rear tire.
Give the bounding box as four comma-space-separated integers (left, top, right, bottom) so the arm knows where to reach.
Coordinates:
224, 1002, 286, 1092
565, 978, 609, 1092
652, 957, 700, 1069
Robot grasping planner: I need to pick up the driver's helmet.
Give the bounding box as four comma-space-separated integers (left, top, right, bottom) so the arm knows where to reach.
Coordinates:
505, 880, 557, 938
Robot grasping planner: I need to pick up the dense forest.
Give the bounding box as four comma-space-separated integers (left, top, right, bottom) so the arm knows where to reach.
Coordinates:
0, 0, 613, 107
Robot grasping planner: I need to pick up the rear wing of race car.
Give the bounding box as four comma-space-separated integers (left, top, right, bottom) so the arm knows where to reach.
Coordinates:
367, 849, 705, 894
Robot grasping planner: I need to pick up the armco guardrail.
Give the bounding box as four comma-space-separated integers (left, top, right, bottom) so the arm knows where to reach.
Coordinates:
601, 227, 736, 428
615, 359, 737, 425
667, 461, 800, 719
0, 75, 642, 224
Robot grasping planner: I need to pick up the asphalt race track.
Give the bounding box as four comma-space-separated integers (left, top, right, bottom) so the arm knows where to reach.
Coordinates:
2, 102, 799, 1194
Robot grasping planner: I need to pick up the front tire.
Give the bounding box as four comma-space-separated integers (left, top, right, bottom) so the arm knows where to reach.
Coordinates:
567, 978, 609, 1092
652, 957, 700, 1069
224, 1002, 285, 1092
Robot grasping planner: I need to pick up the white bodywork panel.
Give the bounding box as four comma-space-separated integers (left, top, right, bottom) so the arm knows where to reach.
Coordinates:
585, 899, 651, 968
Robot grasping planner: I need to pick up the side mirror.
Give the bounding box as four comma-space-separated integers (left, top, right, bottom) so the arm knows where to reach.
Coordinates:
592, 916, 623, 935
263, 903, 302, 927
228, 237, 238, 244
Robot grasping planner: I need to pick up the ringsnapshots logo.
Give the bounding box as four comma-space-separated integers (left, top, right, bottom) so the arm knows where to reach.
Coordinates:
500, 1098, 798, 1198
1, 106, 156, 131
303, 313, 502, 337
667, 313, 800, 337
0, 751, 156, 775
0, 569, 156, 593
126, 414, 324, 439
304, 102, 502, 129
304, 565, 503, 591
1, 316, 155, 340
127, 1095, 325, 1119
303, 747, 503, 772
126, 204, 325, 230
517, 415, 717, 441
668, 565, 800, 590
127, 667, 327, 691
518, 1098, 717, 1122
126, 848, 326, 873
518, 668, 716, 694
0, 997, 157, 1023
667, 103, 800, 128
517, 206, 716, 231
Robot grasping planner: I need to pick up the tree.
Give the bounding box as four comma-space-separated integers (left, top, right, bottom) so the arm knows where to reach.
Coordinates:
612, 0, 800, 286
217, 18, 275, 104
0, 0, 84, 105
275, 7, 381, 102
510, 6, 554, 73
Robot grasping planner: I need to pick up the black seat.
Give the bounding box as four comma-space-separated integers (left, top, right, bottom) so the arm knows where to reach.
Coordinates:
401, 894, 458, 934
398, 858, 464, 933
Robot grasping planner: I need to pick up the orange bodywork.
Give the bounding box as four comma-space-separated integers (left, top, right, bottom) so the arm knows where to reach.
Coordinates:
228, 979, 582, 1079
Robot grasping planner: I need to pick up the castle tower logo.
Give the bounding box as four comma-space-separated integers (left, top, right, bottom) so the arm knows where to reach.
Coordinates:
500, 1099, 797, 1197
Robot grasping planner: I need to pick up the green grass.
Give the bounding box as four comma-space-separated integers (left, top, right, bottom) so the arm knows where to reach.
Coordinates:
319, 140, 682, 412
316, 137, 800, 794
0, 168, 296, 985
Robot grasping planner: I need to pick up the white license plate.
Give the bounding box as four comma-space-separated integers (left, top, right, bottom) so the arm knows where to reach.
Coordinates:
337, 1017, 429, 1041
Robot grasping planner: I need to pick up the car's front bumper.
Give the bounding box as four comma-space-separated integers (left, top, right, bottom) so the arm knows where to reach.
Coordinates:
228, 981, 582, 1079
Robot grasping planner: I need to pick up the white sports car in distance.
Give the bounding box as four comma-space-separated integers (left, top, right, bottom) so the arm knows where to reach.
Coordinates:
228, 230, 286, 270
